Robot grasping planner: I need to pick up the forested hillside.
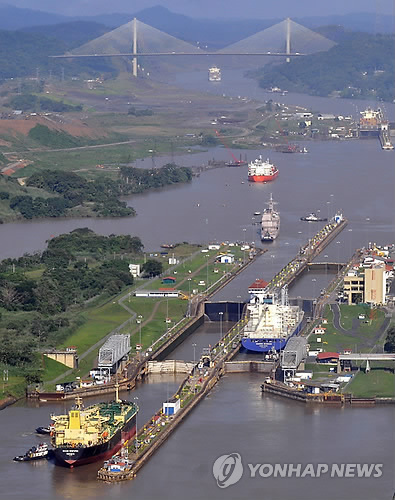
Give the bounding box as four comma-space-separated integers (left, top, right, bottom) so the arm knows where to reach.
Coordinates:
254, 33, 394, 101
0, 30, 116, 80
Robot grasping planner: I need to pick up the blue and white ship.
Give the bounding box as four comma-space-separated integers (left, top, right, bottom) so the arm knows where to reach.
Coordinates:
241, 285, 304, 353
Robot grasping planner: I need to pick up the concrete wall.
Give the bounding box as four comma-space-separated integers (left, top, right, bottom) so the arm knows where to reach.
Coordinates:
225, 361, 275, 373
148, 360, 194, 374
44, 351, 78, 369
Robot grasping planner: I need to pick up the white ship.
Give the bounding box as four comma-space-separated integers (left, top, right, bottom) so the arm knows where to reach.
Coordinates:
242, 286, 304, 353
261, 194, 280, 241
208, 66, 221, 82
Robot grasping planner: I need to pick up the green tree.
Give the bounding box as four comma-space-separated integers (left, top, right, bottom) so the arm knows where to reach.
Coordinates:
384, 326, 395, 353
142, 259, 163, 277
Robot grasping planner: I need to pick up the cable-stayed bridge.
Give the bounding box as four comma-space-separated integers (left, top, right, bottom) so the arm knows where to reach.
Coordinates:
51, 17, 336, 77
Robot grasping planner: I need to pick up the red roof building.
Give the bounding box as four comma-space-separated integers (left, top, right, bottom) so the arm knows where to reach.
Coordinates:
316, 352, 339, 362
248, 279, 268, 293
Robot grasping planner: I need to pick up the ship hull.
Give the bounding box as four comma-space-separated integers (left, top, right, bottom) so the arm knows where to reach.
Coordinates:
248, 171, 278, 183
52, 414, 136, 468
241, 321, 303, 353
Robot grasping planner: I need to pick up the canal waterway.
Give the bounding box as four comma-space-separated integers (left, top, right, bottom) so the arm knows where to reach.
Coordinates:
1, 70, 394, 500
1, 367, 394, 500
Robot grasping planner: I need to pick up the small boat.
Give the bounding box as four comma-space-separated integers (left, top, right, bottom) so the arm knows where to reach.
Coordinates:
35, 426, 52, 435
300, 213, 328, 222
254, 211, 261, 216
14, 443, 49, 462
300, 147, 309, 153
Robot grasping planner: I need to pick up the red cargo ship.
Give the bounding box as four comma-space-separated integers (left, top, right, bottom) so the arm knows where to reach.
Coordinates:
248, 156, 279, 182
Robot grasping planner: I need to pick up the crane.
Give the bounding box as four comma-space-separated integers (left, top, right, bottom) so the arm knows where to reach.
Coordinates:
214, 130, 247, 166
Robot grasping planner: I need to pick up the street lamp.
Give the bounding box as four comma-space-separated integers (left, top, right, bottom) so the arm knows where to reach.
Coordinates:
348, 228, 353, 257
242, 227, 247, 247
192, 343, 197, 390
219, 311, 224, 343
324, 254, 329, 281
187, 278, 192, 317
312, 278, 317, 298
237, 295, 242, 336
133, 396, 139, 453
336, 241, 341, 273
206, 255, 209, 288
137, 315, 143, 347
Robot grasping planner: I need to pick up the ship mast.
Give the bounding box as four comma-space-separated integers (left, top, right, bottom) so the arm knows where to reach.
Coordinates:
115, 377, 121, 403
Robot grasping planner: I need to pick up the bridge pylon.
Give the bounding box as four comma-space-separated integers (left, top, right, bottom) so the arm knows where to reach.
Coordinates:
132, 17, 138, 77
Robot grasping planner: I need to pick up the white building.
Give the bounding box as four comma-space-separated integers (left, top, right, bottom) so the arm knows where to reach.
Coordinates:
163, 398, 181, 416
129, 263, 141, 278
219, 254, 235, 264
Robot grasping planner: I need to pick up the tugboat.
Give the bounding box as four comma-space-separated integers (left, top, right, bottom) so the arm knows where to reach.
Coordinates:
14, 443, 49, 462
35, 426, 52, 435
300, 213, 328, 222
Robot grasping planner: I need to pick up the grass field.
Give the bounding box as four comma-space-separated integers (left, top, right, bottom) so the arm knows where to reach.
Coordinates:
347, 369, 395, 398
308, 304, 387, 353
40, 356, 70, 382
37, 243, 249, 384
0, 364, 27, 399
59, 301, 131, 355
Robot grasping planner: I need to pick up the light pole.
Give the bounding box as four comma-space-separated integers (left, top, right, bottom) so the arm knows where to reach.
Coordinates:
187, 278, 192, 317
192, 343, 197, 390
137, 315, 143, 348
311, 278, 317, 318
348, 228, 353, 257
336, 241, 341, 273
219, 311, 224, 344
237, 295, 242, 337
206, 255, 209, 288
324, 254, 328, 282
312, 278, 317, 299
133, 396, 139, 454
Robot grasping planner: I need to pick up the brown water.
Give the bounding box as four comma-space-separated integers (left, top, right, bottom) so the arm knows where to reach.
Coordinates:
1, 369, 394, 500
1, 70, 394, 500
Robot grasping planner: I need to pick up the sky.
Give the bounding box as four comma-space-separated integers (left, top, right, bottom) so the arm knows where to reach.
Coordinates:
2, 0, 394, 18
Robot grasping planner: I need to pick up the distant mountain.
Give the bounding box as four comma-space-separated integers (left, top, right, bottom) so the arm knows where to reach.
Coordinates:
0, 5, 67, 30
0, 30, 117, 80
21, 21, 110, 49
294, 12, 394, 35
1, 4, 392, 45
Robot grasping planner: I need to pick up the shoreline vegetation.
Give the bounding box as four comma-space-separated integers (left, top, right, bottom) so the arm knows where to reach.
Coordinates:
0, 228, 248, 400
0, 228, 145, 398
0, 163, 192, 223
252, 33, 394, 102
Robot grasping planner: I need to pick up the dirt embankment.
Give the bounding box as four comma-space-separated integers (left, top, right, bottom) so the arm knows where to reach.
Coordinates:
0, 116, 107, 139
